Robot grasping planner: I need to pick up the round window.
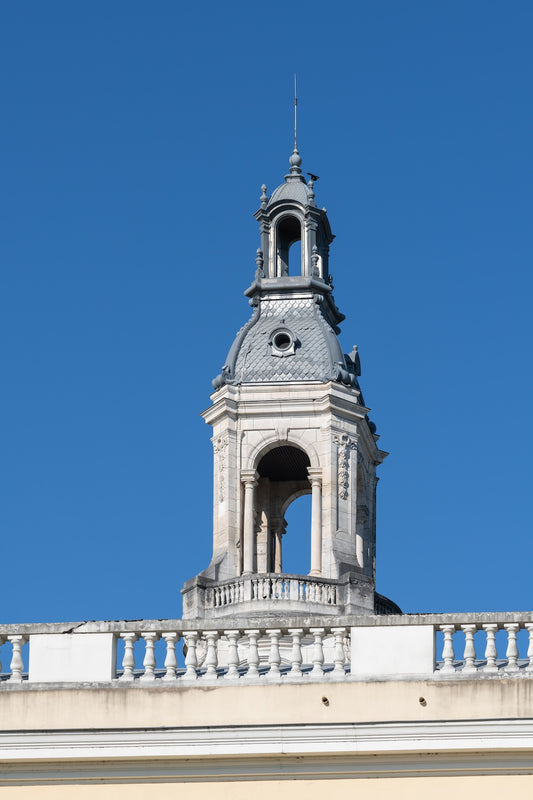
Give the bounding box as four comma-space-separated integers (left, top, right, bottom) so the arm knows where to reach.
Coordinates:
270, 327, 297, 357
273, 331, 292, 350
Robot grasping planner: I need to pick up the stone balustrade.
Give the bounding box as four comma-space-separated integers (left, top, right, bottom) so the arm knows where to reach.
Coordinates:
2, 613, 533, 685
213, 574, 338, 610
181, 572, 359, 618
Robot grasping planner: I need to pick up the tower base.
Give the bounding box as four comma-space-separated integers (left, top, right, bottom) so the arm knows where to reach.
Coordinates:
181, 572, 400, 619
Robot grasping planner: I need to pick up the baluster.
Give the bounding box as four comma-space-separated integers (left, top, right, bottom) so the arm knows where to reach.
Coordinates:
482, 624, 498, 673
504, 623, 520, 673
439, 625, 456, 673
310, 628, 325, 677
224, 630, 240, 680
183, 631, 199, 680
119, 632, 138, 680
287, 628, 303, 678
140, 632, 158, 681
331, 627, 347, 677
266, 629, 281, 679
162, 632, 178, 681
461, 624, 477, 673
525, 623, 533, 672
0, 636, 3, 678
8, 636, 26, 683
203, 631, 219, 680
244, 629, 260, 678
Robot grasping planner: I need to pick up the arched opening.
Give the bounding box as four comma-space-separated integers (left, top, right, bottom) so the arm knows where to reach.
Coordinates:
289, 239, 302, 275
276, 215, 301, 276
282, 493, 312, 574
254, 444, 311, 574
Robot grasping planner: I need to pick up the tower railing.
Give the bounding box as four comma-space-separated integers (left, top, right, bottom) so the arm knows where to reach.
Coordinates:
212, 573, 339, 610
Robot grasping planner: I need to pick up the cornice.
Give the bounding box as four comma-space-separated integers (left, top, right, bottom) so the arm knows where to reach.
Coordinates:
2, 719, 533, 784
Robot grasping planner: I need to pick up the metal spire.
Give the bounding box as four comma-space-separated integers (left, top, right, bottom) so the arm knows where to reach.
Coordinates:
289, 74, 302, 175
294, 74, 298, 151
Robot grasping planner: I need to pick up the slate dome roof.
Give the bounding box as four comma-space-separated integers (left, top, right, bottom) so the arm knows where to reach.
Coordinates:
268, 176, 313, 206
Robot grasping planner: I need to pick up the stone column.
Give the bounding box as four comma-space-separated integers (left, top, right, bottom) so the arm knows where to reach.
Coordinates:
308, 467, 322, 576
241, 470, 258, 573
271, 517, 286, 573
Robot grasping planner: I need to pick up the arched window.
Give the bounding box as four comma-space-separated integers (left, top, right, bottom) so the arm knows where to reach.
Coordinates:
255, 444, 311, 573
276, 215, 301, 276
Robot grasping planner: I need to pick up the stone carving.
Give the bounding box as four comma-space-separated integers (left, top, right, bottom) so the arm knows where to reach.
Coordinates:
311, 244, 320, 277
274, 425, 289, 441
255, 248, 265, 280
334, 433, 357, 500
213, 436, 229, 502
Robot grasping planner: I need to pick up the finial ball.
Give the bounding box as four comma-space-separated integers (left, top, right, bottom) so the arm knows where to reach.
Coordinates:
289, 149, 302, 168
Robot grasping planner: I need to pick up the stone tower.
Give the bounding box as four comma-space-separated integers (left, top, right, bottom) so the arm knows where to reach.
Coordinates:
182, 144, 399, 619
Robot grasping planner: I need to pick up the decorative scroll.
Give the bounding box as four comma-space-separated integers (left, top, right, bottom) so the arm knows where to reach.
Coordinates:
213, 436, 228, 502
333, 433, 357, 500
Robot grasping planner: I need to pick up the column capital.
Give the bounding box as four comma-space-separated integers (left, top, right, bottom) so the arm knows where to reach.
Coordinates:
307, 466, 322, 484
270, 516, 287, 535
241, 469, 259, 486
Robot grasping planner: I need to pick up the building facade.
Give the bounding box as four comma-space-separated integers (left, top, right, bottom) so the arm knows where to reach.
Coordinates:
1, 146, 533, 798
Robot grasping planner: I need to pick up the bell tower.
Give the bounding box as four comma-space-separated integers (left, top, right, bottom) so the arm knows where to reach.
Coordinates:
182, 144, 399, 619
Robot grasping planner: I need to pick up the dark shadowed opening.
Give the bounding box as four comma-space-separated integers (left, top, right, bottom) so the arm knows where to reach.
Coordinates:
277, 215, 301, 275
257, 445, 310, 481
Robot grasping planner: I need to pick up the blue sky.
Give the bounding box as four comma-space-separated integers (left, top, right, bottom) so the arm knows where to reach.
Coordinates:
1, 1, 532, 622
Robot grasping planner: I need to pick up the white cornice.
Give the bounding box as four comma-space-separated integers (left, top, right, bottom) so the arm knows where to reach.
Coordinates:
2, 718, 533, 764
3, 720, 533, 785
